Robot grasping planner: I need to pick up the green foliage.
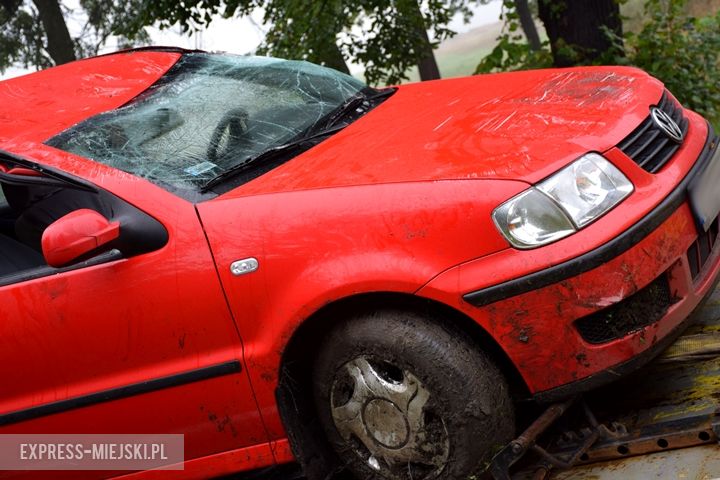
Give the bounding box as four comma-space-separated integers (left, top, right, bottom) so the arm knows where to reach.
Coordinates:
118, 0, 253, 36
0, 0, 484, 86
76, 0, 150, 57
475, 0, 552, 73
0, 0, 149, 72
624, 0, 720, 126
478, 0, 628, 72
256, 0, 358, 75
0, 2, 51, 70
345, 0, 472, 84
123, 0, 484, 86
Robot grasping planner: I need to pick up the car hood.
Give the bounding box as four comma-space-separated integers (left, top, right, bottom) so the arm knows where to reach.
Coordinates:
235, 66, 664, 197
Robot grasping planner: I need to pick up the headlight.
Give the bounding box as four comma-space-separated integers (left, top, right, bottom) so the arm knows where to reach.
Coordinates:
493, 189, 576, 248
493, 153, 633, 249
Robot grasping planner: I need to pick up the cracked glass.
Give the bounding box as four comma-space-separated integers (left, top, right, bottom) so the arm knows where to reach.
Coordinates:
47, 53, 368, 200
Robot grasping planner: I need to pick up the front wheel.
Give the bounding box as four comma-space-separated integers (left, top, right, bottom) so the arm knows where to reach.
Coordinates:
312, 310, 515, 480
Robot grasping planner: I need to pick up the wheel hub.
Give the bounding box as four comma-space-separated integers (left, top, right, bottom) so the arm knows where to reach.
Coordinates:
330, 356, 450, 480
363, 398, 410, 449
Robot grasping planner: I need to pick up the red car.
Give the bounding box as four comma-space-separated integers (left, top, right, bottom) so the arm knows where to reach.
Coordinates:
0, 48, 719, 480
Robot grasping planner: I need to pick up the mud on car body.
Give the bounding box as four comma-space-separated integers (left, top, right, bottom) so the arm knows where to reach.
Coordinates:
0, 48, 718, 480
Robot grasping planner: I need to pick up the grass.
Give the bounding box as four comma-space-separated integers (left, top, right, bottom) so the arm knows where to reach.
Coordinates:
436, 21, 504, 78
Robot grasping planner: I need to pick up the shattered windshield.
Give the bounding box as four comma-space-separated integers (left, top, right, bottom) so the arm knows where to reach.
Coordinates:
46, 53, 368, 200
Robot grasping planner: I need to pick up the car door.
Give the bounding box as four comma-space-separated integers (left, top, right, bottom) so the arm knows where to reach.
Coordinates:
0, 174, 268, 475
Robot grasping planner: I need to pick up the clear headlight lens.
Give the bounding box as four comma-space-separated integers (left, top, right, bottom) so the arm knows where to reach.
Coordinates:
493, 153, 633, 249
493, 189, 576, 248
538, 153, 634, 228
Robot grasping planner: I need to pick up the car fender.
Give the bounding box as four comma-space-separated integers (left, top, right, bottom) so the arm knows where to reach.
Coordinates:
196, 177, 527, 439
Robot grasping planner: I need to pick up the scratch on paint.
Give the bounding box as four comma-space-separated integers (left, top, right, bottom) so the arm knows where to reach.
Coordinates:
433, 115, 453, 131
492, 111, 517, 131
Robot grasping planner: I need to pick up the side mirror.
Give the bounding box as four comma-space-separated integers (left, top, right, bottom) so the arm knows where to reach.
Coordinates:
41, 209, 120, 268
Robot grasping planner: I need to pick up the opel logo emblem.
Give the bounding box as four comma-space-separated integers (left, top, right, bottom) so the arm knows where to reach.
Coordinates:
650, 107, 684, 143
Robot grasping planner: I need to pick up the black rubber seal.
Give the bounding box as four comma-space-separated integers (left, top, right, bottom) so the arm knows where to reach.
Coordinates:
0, 250, 123, 287
464, 125, 719, 307
0, 360, 241, 426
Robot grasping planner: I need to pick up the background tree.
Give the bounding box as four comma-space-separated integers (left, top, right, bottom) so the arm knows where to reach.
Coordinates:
351, 0, 446, 82
475, 0, 552, 73
625, 0, 720, 126
124, 0, 481, 85
121, 0, 355, 73
256, 0, 355, 75
478, 0, 624, 72
515, 0, 541, 50
0, 0, 47, 70
0, 0, 484, 85
0, 0, 148, 71
33, 0, 74, 64
538, 0, 624, 66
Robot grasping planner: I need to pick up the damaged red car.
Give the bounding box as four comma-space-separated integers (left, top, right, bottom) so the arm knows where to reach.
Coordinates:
1, 48, 719, 480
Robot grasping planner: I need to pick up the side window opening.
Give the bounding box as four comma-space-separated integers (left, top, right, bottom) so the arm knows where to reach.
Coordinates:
0, 182, 56, 277
0, 156, 169, 285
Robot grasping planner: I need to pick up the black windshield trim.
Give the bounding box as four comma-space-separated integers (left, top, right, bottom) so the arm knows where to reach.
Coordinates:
0, 150, 98, 193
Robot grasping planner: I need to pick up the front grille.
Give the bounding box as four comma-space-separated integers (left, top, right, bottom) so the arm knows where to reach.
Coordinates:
617, 92, 688, 173
575, 274, 675, 344
688, 216, 720, 280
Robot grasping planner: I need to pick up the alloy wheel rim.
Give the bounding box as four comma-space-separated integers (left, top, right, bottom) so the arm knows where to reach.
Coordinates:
330, 356, 450, 480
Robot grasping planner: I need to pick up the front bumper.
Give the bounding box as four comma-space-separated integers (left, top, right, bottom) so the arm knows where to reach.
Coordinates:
418, 118, 720, 398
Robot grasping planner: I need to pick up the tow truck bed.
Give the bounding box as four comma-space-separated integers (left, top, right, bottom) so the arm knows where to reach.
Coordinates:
510, 286, 720, 479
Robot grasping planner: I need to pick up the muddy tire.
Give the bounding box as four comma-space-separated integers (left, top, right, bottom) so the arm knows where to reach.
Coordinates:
312, 309, 515, 480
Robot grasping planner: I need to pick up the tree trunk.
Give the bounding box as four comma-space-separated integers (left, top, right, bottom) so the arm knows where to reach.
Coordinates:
408, 1, 440, 81
318, 39, 350, 75
416, 27, 441, 81
32, 0, 76, 65
537, 0, 623, 67
514, 0, 541, 51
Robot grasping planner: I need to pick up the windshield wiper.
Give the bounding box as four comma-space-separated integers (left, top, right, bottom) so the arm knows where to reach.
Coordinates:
320, 88, 396, 131
200, 125, 347, 192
